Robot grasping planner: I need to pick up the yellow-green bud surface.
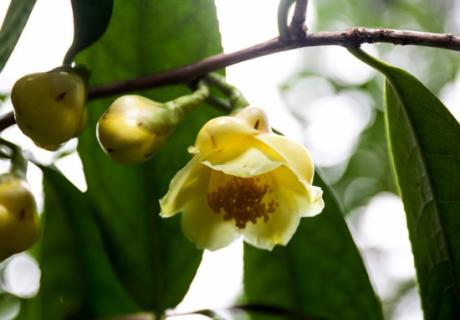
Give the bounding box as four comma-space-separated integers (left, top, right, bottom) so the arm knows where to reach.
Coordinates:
97, 95, 175, 164
0, 175, 40, 262
11, 70, 87, 150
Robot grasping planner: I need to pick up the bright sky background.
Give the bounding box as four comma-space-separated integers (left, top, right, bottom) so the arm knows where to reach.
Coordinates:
6, 0, 460, 319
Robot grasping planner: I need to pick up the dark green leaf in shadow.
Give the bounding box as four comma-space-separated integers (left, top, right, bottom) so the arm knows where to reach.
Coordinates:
348, 47, 460, 319
63, 0, 113, 64
384, 73, 460, 319
0, 0, 37, 72
0, 293, 20, 319
75, 0, 223, 313
244, 173, 383, 320
18, 168, 139, 319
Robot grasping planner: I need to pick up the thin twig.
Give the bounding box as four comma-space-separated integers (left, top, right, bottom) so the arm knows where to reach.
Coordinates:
231, 303, 324, 320
166, 303, 323, 320
0, 113, 16, 131
278, 0, 296, 41
1, 27, 459, 131
290, 0, 308, 39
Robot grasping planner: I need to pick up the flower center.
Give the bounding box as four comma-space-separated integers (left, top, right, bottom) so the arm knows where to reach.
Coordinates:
207, 171, 278, 229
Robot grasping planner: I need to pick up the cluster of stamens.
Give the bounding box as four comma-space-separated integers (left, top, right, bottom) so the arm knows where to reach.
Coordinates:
207, 173, 278, 229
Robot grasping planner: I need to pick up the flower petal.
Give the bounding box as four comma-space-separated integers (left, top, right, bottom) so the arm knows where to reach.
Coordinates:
241, 166, 322, 250
179, 169, 239, 251
257, 133, 314, 184
234, 107, 270, 133
302, 184, 325, 217
194, 116, 258, 157
202, 141, 282, 178
159, 156, 206, 217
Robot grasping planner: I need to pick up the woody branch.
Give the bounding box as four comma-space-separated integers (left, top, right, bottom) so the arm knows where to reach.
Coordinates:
1, 27, 459, 131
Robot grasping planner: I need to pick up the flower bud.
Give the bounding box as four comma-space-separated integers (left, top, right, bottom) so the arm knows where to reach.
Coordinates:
11, 68, 87, 150
97, 95, 176, 164
0, 174, 40, 262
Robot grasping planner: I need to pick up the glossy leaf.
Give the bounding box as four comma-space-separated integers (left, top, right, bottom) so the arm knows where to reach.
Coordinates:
0, 293, 20, 319
75, 0, 223, 314
0, 0, 37, 71
385, 75, 460, 318
18, 168, 139, 319
244, 173, 383, 320
63, 0, 113, 64
349, 47, 460, 319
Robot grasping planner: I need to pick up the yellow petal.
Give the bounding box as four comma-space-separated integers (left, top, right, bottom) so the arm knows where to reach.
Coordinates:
194, 116, 258, 157
159, 156, 206, 217
241, 166, 321, 250
234, 107, 270, 133
257, 133, 314, 184
301, 185, 325, 217
202, 141, 282, 178
181, 187, 239, 251
160, 158, 240, 250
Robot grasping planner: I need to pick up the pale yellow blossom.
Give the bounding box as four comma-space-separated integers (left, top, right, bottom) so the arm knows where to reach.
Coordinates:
160, 107, 324, 251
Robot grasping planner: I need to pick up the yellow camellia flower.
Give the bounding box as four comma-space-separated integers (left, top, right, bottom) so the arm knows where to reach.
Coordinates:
159, 107, 324, 251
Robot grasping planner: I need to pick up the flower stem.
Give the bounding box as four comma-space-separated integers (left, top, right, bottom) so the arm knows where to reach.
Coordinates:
0, 138, 27, 179
164, 80, 210, 124
205, 73, 249, 112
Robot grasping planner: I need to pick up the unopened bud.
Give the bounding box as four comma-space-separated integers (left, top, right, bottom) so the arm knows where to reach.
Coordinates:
11, 68, 87, 150
97, 95, 176, 164
0, 174, 40, 262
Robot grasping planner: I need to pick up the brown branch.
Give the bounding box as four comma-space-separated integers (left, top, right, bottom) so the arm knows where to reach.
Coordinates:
1, 27, 460, 132
87, 28, 460, 99
290, 0, 308, 39
0, 112, 16, 131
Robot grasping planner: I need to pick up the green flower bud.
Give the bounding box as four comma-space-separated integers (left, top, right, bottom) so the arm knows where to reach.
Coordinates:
97, 95, 177, 165
0, 174, 40, 262
11, 68, 87, 150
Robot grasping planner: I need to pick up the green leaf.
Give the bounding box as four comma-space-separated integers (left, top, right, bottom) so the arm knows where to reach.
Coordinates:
384, 73, 460, 318
63, 0, 113, 64
244, 173, 383, 320
348, 47, 460, 319
0, 0, 37, 72
0, 293, 20, 320
18, 168, 139, 319
75, 1, 223, 314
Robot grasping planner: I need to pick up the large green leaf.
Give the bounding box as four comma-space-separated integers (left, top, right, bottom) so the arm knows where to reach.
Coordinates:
0, 293, 19, 320
18, 168, 139, 319
63, 0, 113, 64
384, 73, 460, 318
0, 0, 37, 71
244, 173, 383, 320
75, 1, 223, 314
349, 48, 460, 319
